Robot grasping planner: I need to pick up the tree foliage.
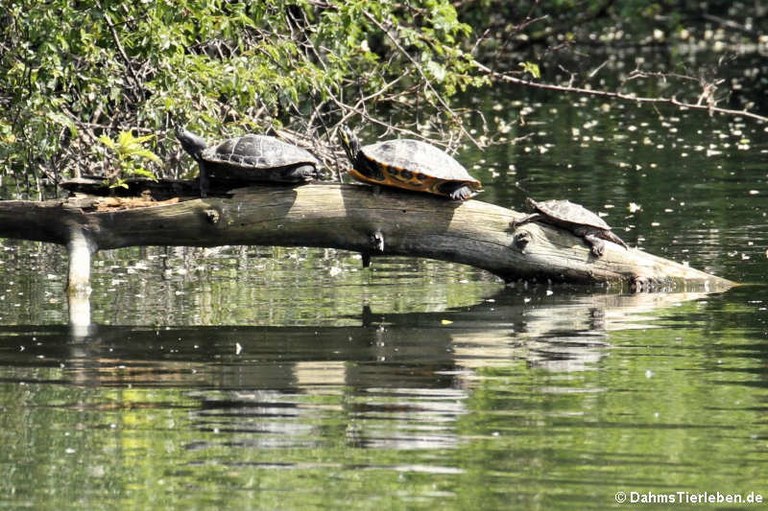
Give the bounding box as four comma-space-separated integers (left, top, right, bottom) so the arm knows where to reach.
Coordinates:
0, 0, 483, 188
1, 0, 765, 192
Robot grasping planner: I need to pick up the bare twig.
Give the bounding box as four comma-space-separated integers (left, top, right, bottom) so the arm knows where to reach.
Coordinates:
701, 13, 759, 35
96, 2, 144, 100
361, 10, 481, 147
475, 62, 768, 123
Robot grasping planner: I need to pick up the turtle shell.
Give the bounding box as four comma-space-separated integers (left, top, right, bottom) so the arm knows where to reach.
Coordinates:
354, 139, 481, 198
202, 134, 319, 182
528, 198, 612, 230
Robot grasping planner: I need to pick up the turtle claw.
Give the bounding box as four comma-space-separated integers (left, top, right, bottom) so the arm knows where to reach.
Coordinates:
283, 165, 319, 182
449, 185, 478, 201
583, 234, 606, 257
513, 231, 531, 252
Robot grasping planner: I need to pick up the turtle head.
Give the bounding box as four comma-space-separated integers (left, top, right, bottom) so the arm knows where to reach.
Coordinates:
338, 125, 360, 164
175, 127, 208, 160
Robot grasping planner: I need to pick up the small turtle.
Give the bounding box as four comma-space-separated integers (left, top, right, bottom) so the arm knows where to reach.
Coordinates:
338, 125, 481, 201
176, 127, 320, 197
510, 198, 628, 257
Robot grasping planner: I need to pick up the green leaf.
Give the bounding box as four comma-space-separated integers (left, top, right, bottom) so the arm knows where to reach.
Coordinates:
98, 135, 116, 150
520, 61, 541, 80
425, 60, 447, 82
128, 167, 158, 180
130, 149, 162, 163
109, 178, 129, 189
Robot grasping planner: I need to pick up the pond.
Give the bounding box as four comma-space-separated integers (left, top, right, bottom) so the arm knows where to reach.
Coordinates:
1, 50, 767, 509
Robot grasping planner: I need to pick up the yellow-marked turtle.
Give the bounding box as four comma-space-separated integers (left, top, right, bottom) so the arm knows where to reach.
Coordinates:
176, 127, 320, 197
511, 198, 628, 257
338, 126, 482, 201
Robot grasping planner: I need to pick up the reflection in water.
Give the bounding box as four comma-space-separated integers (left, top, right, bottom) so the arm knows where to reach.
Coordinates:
1, 269, 766, 509
1, 284, 765, 511
0, 289, 713, 458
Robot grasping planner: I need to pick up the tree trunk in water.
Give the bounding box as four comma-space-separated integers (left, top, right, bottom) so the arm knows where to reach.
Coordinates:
0, 183, 735, 292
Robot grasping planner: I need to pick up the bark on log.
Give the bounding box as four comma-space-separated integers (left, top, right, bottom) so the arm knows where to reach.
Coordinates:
0, 183, 735, 292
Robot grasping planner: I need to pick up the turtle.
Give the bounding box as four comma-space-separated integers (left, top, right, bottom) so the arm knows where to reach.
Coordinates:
510, 198, 628, 257
176, 127, 320, 197
338, 125, 482, 201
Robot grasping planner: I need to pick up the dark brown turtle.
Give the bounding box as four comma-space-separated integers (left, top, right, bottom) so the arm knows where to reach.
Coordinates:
338, 125, 482, 201
511, 198, 628, 257
176, 127, 320, 197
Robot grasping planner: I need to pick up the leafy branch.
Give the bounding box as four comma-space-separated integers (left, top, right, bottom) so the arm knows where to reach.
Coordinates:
98, 131, 160, 188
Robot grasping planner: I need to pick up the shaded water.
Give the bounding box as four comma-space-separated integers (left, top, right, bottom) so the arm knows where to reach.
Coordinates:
2, 53, 768, 509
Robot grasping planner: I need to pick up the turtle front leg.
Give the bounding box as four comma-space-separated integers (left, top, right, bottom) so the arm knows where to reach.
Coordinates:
582, 232, 606, 257
447, 184, 477, 201
284, 164, 319, 183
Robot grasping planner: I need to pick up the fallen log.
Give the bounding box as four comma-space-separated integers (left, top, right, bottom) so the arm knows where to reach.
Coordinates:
0, 183, 735, 294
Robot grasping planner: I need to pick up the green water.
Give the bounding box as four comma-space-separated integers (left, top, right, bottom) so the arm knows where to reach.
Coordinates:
0, 286, 766, 510
1, 53, 767, 509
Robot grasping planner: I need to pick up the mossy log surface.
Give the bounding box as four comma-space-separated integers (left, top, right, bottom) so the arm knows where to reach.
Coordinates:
0, 183, 735, 292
